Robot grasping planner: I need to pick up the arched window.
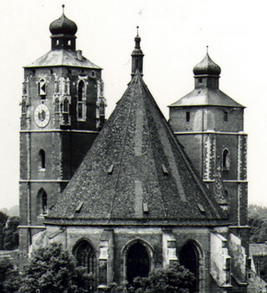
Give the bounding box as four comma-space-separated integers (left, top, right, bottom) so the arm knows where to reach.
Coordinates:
37, 188, 47, 215
63, 98, 69, 113
223, 149, 230, 171
38, 79, 46, 97
180, 241, 200, 293
74, 240, 96, 292
126, 242, 150, 283
77, 80, 86, 120
39, 149, 46, 169
55, 98, 60, 113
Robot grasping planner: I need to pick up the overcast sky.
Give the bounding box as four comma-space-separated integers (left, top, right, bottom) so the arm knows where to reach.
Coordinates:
0, 0, 266, 208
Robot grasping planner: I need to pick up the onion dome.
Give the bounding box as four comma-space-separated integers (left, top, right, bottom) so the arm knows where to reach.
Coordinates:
49, 7, 77, 36
193, 51, 221, 76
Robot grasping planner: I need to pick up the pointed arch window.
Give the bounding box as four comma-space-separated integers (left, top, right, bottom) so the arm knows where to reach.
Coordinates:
126, 242, 150, 283
63, 98, 69, 113
55, 98, 60, 113
37, 188, 48, 215
180, 241, 200, 293
38, 79, 46, 98
223, 149, 230, 171
74, 240, 96, 292
39, 149, 46, 170
77, 80, 86, 121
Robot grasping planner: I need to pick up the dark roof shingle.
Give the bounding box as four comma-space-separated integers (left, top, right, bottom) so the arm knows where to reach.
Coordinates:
46, 75, 226, 225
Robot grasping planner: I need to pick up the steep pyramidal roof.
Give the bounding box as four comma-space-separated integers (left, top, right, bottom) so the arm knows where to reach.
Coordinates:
46, 35, 227, 226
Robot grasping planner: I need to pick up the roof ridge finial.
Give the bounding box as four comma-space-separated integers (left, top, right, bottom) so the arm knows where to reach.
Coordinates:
62, 4, 65, 14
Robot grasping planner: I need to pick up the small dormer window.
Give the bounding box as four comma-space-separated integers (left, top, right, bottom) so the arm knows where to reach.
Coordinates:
91, 71, 96, 78
198, 78, 203, 83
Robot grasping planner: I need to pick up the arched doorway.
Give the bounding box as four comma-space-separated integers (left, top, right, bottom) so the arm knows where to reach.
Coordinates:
74, 240, 96, 292
180, 241, 199, 292
126, 242, 150, 283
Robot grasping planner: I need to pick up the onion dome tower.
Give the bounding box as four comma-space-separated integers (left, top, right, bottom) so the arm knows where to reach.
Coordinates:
169, 49, 247, 228
19, 6, 106, 264
50, 5, 78, 50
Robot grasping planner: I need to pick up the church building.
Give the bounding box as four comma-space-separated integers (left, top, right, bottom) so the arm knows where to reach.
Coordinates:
19, 8, 250, 293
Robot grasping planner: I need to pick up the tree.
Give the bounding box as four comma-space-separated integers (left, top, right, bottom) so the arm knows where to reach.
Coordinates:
0, 258, 20, 293
0, 211, 8, 249
128, 262, 195, 293
3, 216, 19, 250
248, 204, 267, 243
19, 243, 92, 293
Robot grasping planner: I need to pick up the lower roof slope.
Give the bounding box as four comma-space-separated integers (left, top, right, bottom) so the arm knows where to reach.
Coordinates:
25, 49, 101, 69
46, 75, 227, 225
169, 88, 244, 108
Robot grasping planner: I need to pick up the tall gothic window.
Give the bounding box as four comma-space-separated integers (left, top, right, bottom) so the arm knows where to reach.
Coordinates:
77, 80, 86, 120
180, 241, 199, 293
74, 240, 96, 292
63, 98, 69, 113
55, 98, 60, 113
126, 242, 150, 283
37, 189, 47, 215
223, 149, 230, 171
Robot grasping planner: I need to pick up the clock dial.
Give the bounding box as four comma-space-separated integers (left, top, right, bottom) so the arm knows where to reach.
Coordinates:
34, 104, 50, 128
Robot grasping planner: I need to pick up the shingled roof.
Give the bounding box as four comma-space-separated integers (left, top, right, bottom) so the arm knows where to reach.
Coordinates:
46, 72, 227, 226
25, 49, 101, 69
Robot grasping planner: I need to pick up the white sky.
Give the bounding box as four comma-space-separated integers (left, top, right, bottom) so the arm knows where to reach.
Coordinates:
0, 0, 266, 208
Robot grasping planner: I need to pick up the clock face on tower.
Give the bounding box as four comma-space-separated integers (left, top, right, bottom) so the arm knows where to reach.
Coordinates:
34, 104, 50, 128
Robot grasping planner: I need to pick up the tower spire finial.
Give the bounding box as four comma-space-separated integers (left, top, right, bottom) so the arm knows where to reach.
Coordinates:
131, 27, 144, 78
206, 45, 209, 54
62, 4, 65, 14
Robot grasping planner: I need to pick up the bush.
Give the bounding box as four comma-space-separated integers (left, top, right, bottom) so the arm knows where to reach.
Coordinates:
19, 243, 92, 293
0, 258, 20, 293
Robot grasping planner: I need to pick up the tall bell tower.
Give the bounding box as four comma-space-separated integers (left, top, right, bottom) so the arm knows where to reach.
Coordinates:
169, 49, 247, 227
19, 6, 106, 259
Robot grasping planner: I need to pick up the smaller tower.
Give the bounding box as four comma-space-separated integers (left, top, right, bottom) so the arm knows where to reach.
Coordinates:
131, 27, 144, 77
169, 49, 247, 227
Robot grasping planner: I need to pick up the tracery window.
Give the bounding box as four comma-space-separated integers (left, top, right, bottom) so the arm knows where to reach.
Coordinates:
77, 80, 86, 120
74, 240, 96, 292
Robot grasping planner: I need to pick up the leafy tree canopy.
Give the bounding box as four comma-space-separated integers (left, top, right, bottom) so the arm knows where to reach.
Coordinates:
19, 242, 92, 293
248, 204, 267, 243
0, 257, 20, 293
128, 262, 195, 293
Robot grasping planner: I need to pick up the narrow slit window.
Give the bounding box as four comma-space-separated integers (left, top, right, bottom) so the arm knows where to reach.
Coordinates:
223, 149, 230, 171
224, 111, 228, 122
186, 111, 190, 122
39, 149, 46, 169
